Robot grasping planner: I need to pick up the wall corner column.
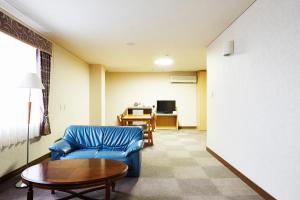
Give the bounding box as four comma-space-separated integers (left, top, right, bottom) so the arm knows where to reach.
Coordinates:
89, 64, 106, 125
196, 70, 207, 131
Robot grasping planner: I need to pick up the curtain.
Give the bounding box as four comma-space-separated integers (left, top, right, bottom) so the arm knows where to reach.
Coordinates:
37, 50, 52, 136
0, 11, 52, 55
0, 31, 43, 148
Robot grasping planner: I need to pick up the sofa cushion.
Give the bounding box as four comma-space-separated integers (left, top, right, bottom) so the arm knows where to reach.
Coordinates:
61, 149, 98, 159
63, 126, 104, 149
94, 150, 127, 161
63, 126, 143, 150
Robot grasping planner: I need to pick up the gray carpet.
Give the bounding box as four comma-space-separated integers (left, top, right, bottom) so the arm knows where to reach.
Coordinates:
0, 130, 262, 200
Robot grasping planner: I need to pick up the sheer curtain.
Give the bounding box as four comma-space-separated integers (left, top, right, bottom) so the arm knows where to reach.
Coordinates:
0, 32, 43, 148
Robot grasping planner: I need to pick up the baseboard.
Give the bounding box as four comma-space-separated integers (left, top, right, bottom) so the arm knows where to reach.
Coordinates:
0, 152, 51, 183
206, 147, 276, 200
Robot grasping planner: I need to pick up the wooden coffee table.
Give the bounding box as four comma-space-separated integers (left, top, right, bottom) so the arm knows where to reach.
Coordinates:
21, 158, 128, 200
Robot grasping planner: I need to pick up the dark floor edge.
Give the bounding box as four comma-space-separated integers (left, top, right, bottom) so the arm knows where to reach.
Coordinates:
206, 147, 276, 200
0, 152, 51, 183
178, 126, 197, 129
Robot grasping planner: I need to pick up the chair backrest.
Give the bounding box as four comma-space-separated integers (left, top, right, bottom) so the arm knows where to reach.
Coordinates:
117, 114, 123, 126
63, 125, 143, 151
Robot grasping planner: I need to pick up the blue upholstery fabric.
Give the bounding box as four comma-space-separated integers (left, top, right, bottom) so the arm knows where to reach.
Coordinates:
95, 151, 127, 160
49, 126, 144, 177
49, 139, 75, 154
61, 149, 98, 159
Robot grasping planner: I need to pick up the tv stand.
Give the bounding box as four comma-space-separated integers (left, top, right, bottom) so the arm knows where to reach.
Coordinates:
155, 113, 178, 130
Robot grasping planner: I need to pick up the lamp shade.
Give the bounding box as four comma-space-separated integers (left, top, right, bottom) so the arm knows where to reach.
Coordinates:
18, 73, 45, 89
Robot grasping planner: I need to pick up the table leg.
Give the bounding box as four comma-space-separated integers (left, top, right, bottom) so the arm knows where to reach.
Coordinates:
51, 190, 55, 194
111, 181, 115, 192
150, 131, 153, 145
105, 180, 111, 200
27, 183, 33, 200
148, 120, 153, 145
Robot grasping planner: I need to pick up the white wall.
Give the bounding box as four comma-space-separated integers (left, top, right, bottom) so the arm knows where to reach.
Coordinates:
106, 72, 197, 126
0, 44, 90, 177
207, 0, 300, 199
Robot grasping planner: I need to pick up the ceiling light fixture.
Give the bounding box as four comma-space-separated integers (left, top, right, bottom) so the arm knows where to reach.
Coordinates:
126, 42, 135, 46
154, 55, 174, 66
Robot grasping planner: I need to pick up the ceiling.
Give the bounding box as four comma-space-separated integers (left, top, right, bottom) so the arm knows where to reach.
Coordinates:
1, 0, 255, 72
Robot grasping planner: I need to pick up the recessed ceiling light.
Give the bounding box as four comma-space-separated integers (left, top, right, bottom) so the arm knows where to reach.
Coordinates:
126, 42, 135, 46
154, 55, 174, 66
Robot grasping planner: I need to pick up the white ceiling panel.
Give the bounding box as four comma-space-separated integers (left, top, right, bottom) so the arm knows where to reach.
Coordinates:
2, 0, 255, 71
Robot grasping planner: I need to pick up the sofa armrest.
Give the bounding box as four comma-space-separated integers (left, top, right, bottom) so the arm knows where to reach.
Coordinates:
49, 139, 75, 154
125, 140, 144, 156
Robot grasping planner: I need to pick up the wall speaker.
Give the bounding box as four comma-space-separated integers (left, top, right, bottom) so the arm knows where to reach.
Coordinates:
223, 40, 234, 56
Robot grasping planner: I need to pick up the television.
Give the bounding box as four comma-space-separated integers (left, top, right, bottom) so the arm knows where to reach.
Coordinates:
156, 100, 176, 114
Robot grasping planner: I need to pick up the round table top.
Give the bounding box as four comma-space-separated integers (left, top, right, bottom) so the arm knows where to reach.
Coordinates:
21, 158, 128, 186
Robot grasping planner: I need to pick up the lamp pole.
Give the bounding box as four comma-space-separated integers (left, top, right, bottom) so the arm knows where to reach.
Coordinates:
26, 88, 31, 169
16, 73, 44, 188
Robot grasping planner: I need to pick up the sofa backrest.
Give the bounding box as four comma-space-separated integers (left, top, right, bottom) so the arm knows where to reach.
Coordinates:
63, 125, 143, 151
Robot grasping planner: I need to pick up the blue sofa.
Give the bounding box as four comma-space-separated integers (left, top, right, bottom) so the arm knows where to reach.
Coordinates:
49, 125, 144, 177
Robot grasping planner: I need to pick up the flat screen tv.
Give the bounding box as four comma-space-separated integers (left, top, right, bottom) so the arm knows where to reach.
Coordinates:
157, 100, 176, 114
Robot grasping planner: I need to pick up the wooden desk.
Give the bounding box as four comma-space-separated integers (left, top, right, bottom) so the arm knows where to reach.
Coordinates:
122, 114, 153, 145
122, 114, 152, 121
127, 107, 152, 115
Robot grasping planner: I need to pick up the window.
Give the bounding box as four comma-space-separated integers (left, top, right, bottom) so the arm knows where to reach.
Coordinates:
0, 31, 43, 148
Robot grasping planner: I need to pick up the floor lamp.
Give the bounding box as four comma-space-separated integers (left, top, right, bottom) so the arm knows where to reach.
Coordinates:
15, 73, 44, 188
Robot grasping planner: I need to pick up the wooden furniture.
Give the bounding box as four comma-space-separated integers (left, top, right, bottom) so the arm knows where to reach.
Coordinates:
143, 114, 156, 145
126, 107, 153, 126
117, 114, 123, 126
122, 114, 153, 146
21, 158, 128, 200
155, 113, 178, 130
127, 107, 152, 115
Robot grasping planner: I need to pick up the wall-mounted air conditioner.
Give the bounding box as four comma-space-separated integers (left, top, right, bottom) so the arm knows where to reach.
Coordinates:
170, 75, 197, 83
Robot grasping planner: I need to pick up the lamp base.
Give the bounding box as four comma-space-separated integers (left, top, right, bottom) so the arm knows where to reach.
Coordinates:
15, 180, 28, 188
